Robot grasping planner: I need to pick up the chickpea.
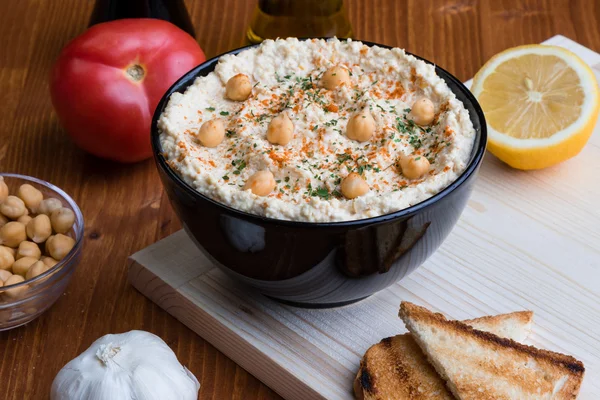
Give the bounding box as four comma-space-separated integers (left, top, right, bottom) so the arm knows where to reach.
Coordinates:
16, 241, 41, 260
0, 246, 15, 270
346, 108, 376, 142
399, 155, 431, 179
16, 184, 43, 212
37, 198, 62, 216
226, 73, 252, 101
340, 172, 370, 199
50, 207, 75, 234
42, 256, 58, 268
0, 177, 7, 203
266, 113, 294, 146
243, 170, 276, 197
2, 274, 27, 299
17, 215, 32, 225
46, 233, 75, 261
0, 269, 12, 282
197, 118, 225, 148
0, 214, 8, 228
25, 261, 49, 280
12, 256, 38, 276
322, 65, 351, 90
0, 196, 27, 220
1, 246, 15, 257
0, 221, 26, 248
26, 214, 52, 243
409, 97, 435, 126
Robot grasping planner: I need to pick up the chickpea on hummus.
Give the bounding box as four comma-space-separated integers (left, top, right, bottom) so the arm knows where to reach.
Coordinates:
158, 38, 476, 222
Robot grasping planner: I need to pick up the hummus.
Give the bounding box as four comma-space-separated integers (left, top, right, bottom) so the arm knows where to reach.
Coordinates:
159, 38, 476, 222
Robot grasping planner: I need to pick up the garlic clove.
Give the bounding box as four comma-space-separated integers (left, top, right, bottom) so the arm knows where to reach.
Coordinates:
51, 330, 200, 400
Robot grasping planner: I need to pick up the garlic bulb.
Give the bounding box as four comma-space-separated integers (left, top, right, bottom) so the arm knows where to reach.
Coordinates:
51, 330, 200, 400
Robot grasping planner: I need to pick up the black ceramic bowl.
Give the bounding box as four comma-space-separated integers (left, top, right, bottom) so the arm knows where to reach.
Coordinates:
151, 40, 487, 307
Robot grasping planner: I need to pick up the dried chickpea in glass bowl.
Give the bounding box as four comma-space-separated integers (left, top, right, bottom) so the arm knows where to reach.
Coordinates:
0, 174, 83, 330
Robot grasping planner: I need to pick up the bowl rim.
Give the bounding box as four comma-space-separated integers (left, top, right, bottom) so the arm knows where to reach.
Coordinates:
0, 173, 84, 291
151, 38, 487, 228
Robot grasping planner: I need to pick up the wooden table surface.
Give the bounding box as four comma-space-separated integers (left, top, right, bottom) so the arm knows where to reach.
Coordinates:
1, 0, 599, 398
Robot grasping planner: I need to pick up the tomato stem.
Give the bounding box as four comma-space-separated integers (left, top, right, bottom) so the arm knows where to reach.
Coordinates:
125, 64, 145, 82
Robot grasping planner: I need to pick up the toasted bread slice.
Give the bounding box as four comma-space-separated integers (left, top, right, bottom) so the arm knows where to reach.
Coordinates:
399, 302, 584, 400
465, 311, 533, 344
354, 310, 533, 399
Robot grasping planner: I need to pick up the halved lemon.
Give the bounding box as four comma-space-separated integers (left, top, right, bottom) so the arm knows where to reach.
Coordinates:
471, 44, 599, 170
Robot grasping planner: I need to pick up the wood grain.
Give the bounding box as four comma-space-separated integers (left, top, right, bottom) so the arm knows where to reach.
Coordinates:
0, 1, 599, 399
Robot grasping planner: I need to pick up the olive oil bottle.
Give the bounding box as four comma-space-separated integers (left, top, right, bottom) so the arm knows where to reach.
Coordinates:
247, 0, 352, 43
89, 0, 195, 38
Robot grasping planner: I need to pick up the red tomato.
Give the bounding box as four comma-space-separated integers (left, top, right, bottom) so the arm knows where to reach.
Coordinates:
50, 19, 205, 162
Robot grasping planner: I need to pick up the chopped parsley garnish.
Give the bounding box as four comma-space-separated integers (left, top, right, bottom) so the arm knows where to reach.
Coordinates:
222, 175, 229, 181
284, 176, 290, 182
396, 117, 409, 133
396, 115, 424, 149
226, 129, 236, 138
299, 76, 314, 91
220, 111, 229, 116
206, 107, 215, 112
337, 153, 352, 164
310, 187, 331, 199
353, 89, 366, 102
403, 107, 411, 113
231, 159, 246, 175
357, 164, 374, 175
409, 134, 422, 149
406, 118, 418, 129
255, 113, 268, 123
324, 119, 338, 127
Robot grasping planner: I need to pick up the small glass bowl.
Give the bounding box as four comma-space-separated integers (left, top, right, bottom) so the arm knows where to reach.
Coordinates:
0, 173, 84, 330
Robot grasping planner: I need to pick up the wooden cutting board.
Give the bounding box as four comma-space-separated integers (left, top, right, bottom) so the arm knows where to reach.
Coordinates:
129, 35, 600, 399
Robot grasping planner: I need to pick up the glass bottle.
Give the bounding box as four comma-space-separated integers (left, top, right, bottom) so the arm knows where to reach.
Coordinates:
89, 0, 196, 38
247, 0, 352, 43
